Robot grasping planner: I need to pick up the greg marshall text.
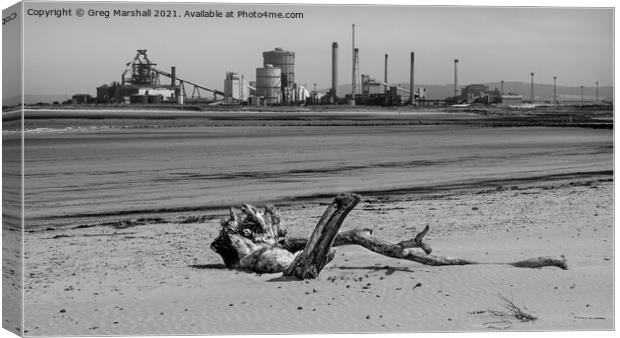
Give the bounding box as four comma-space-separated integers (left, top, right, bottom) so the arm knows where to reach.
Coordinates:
25, 8, 304, 19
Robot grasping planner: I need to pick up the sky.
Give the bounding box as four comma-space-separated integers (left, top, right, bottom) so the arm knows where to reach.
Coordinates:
4, 1, 615, 98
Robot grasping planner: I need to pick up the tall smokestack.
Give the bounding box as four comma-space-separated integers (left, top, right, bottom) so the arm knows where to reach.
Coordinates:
171, 66, 176, 88
454, 59, 458, 97
352, 24, 356, 96
410, 52, 415, 105
354, 48, 360, 96
500, 80, 504, 95
384, 54, 388, 92
332, 42, 338, 98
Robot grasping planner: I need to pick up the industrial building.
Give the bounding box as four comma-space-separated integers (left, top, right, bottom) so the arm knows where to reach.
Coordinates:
500, 95, 523, 106
76, 25, 574, 108
336, 24, 416, 107
86, 27, 422, 107
96, 49, 224, 105
345, 48, 414, 106
224, 72, 250, 103
261, 48, 296, 104
444, 83, 502, 105
119, 50, 176, 104
445, 60, 526, 106
461, 84, 501, 104
96, 50, 177, 104
72, 94, 93, 104
294, 86, 310, 103
461, 84, 489, 99
256, 64, 282, 105
352, 74, 404, 106
361, 74, 383, 95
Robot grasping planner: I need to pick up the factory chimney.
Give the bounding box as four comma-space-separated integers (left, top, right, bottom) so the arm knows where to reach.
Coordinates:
171, 66, 176, 88
410, 52, 415, 105
354, 48, 360, 95
171, 66, 180, 103
454, 59, 459, 97
332, 42, 338, 99
352, 24, 357, 96
384, 54, 388, 93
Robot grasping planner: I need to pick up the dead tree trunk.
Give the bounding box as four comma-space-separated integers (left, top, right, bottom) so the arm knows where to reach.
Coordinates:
209, 193, 568, 279
281, 226, 432, 254
282, 227, 567, 270
283, 193, 360, 279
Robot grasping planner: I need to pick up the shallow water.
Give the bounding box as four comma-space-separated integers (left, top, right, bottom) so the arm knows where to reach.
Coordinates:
21, 124, 612, 227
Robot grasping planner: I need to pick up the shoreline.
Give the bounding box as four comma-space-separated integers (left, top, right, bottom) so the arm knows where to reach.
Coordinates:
3, 105, 611, 131
5, 101, 614, 112
18, 124, 612, 231
26, 169, 613, 232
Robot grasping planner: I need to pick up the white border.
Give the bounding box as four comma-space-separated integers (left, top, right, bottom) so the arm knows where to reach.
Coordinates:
0, 1, 616, 338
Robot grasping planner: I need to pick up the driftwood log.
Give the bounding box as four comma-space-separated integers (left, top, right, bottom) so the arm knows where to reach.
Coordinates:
210, 193, 567, 279
283, 193, 360, 279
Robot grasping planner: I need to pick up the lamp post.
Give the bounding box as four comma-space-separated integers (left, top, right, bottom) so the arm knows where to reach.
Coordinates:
596, 81, 599, 104
410, 52, 415, 106
454, 59, 459, 97
553, 76, 557, 105
530, 72, 535, 104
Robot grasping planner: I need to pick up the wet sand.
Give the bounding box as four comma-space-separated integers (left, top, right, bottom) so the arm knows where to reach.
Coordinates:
20, 124, 612, 228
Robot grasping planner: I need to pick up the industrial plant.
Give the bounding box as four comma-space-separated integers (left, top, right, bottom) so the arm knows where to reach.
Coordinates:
95, 49, 224, 105
65, 25, 604, 108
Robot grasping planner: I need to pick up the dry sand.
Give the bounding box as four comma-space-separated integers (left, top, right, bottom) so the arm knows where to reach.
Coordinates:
22, 176, 613, 335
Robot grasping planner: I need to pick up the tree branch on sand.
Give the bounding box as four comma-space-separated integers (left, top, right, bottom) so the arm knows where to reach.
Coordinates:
210, 193, 568, 279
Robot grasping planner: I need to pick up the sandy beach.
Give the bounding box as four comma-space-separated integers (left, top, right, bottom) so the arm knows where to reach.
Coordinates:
3, 111, 611, 335
22, 175, 612, 335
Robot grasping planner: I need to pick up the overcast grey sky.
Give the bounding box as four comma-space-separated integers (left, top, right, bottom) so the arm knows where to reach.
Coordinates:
15, 2, 615, 97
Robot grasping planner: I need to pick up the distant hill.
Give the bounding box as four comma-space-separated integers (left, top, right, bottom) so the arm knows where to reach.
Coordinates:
323, 82, 613, 102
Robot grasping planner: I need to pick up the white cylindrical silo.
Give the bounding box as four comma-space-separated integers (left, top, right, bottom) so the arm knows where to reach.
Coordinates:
256, 65, 282, 105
